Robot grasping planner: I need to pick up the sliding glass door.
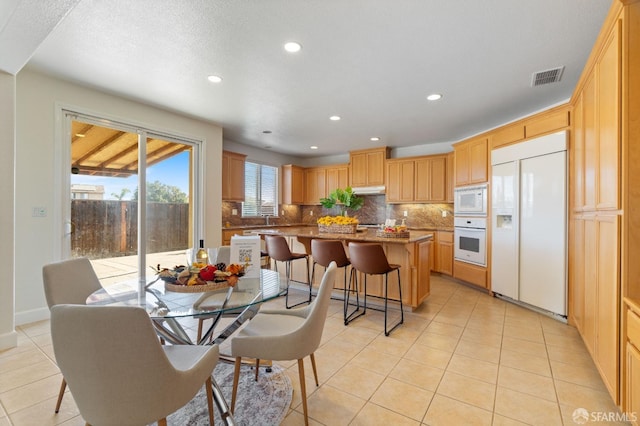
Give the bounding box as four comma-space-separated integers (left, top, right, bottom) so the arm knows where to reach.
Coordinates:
66, 113, 201, 286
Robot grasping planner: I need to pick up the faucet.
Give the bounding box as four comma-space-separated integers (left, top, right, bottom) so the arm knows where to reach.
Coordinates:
264, 215, 271, 225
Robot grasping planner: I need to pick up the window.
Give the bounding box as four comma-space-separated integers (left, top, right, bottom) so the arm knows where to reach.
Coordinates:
242, 162, 279, 217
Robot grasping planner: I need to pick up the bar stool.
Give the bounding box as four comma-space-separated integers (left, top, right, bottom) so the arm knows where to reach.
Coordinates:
347, 242, 404, 336
265, 234, 311, 309
310, 239, 352, 317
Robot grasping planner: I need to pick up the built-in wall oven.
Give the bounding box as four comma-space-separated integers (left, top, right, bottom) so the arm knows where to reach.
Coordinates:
454, 217, 487, 266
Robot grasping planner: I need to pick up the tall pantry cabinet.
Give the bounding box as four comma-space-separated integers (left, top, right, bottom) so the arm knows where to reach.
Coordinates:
569, 0, 640, 414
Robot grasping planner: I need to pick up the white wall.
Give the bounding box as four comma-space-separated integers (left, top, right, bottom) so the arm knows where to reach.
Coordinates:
14, 69, 224, 325
0, 72, 17, 349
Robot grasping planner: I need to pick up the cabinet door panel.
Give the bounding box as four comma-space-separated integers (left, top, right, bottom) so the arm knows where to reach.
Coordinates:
454, 144, 470, 186
596, 214, 620, 398
627, 343, 640, 425
469, 139, 488, 183
583, 74, 597, 210
367, 151, 386, 186
583, 217, 597, 353
350, 153, 367, 187
429, 156, 447, 201
570, 218, 585, 329
597, 25, 620, 210
572, 95, 585, 210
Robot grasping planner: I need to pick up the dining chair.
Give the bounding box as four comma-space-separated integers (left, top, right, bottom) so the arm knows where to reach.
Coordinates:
230, 262, 337, 426
265, 234, 311, 309
42, 257, 103, 413
347, 242, 404, 336
50, 304, 223, 426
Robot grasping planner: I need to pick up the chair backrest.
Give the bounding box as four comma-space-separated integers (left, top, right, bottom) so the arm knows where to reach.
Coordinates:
42, 257, 103, 308
292, 262, 337, 356
348, 242, 393, 275
265, 234, 294, 262
311, 239, 350, 268
50, 304, 184, 425
215, 245, 231, 265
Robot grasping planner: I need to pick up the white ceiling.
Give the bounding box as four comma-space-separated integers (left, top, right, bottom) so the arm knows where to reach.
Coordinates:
2, 0, 611, 157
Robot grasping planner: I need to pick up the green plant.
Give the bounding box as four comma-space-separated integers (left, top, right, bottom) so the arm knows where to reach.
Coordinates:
319, 187, 364, 216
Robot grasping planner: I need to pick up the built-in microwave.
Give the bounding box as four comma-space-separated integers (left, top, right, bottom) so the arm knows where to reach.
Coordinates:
454, 184, 488, 216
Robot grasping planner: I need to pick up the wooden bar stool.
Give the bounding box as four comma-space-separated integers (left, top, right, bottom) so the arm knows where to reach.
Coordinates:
310, 239, 352, 316
347, 242, 404, 336
265, 234, 311, 309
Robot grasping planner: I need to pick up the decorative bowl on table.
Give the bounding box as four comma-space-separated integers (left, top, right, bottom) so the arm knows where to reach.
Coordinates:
155, 263, 245, 293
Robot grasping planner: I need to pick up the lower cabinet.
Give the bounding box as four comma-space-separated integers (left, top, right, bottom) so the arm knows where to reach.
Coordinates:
626, 303, 640, 425
453, 260, 487, 289
435, 231, 453, 275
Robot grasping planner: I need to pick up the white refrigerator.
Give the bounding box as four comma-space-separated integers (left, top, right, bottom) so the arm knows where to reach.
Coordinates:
491, 131, 567, 317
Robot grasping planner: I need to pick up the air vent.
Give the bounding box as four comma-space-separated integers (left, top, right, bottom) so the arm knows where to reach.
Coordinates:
531, 66, 565, 87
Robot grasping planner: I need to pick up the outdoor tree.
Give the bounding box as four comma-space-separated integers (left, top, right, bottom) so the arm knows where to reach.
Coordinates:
111, 188, 131, 200
132, 181, 188, 203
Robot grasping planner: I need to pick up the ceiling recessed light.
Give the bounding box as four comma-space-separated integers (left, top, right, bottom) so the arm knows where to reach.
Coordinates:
370, 137, 380, 142
427, 93, 442, 101
207, 75, 223, 83
262, 130, 272, 134
329, 115, 341, 121
310, 146, 318, 150
284, 42, 302, 53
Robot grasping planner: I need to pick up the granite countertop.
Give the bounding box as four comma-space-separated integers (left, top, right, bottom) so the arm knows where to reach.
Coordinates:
248, 226, 433, 244
223, 224, 453, 233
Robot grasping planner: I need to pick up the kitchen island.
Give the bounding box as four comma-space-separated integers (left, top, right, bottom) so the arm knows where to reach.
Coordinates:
250, 226, 433, 310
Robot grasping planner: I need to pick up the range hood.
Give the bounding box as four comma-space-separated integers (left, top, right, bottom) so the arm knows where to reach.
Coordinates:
352, 185, 385, 195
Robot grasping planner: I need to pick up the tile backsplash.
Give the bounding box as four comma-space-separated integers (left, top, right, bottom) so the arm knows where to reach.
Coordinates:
223, 195, 453, 229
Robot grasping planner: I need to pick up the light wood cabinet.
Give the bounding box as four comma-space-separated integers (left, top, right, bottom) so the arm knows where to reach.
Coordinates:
281, 165, 305, 205
491, 123, 525, 149
349, 147, 389, 187
304, 167, 326, 204
446, 152, 454, 203
222, 229, 241, 245
626, 305, 640, 426
386, 159, 415, 203
303, 164, 348, 204
222, 151, 246, 201
453, 260, 487, 289
435, 231, 453, 276
386, 155, 447, 203
453, 137, 488, 187
325, 164, 349, 194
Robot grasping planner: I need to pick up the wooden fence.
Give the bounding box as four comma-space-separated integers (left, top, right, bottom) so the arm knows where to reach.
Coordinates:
71, 200, 189, 259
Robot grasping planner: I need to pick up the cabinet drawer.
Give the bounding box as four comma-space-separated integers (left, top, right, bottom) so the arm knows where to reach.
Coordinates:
629, 308, 640, 349
438, 231, 453, 243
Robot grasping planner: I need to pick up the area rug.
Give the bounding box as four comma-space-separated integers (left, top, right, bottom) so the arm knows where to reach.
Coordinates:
166, 362, 292, 426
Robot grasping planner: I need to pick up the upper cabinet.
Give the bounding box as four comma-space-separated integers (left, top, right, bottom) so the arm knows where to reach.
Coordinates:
281, 164, 305, 205
446, 152, 454, 203
303, 164, 349, 204
453, 137, 488, 187
349, 147, 389, 187
222, 150, 246, 201
386, 154, 447, 203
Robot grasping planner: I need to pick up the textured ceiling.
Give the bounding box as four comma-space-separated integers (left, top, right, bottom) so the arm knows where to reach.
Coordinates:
3, 0, 611, 157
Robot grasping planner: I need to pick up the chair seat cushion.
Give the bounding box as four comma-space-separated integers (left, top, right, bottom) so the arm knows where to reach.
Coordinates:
231, 313, 306, 360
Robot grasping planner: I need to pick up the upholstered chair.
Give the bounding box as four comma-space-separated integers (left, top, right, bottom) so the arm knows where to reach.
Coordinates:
230, 262, 338, 426
50, 304, 222, 426
42, 257, 103, 413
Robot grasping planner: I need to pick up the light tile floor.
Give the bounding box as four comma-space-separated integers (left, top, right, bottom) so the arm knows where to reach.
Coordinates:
0, 274, 628, 425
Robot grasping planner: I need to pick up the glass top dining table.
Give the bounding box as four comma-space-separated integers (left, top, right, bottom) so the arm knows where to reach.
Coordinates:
86, 268, 286, 345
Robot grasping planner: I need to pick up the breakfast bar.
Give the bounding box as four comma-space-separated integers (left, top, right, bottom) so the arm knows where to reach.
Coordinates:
251, 226, 433, 310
